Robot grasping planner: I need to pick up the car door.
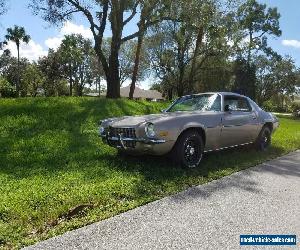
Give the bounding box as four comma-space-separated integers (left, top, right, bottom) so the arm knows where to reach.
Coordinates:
202, 94, 224, 151
220, 95, 258, 148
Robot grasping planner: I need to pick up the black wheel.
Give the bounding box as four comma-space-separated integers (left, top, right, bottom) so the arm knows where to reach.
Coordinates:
256, 126, 271, 151
172, 130, 204, 168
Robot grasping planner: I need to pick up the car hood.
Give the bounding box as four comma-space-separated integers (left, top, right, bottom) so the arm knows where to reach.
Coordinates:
107, 111, 213, 127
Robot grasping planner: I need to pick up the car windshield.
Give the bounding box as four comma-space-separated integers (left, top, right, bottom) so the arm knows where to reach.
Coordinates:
166, 94, 221, 112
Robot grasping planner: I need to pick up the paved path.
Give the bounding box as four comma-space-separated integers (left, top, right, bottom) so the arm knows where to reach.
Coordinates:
26, 151, 300, 250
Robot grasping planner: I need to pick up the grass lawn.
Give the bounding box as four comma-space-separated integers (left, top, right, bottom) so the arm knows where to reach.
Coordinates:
0, 97, 299, 249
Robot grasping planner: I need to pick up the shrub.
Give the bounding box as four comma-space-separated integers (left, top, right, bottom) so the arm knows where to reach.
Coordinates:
290, 102, 300, 117
0, 77, 16, 97
262, 100, 286, 113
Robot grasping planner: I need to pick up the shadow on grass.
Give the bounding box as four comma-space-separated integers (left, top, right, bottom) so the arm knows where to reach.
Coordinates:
100, 144, 290, 197
0, 97, 292, 186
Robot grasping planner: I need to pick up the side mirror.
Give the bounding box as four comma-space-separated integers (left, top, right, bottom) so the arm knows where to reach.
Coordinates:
161, 109, 166, 113
224, 104, 230, 112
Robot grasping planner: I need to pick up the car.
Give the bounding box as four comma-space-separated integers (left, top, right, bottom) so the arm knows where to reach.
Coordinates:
99, 92, 279, 168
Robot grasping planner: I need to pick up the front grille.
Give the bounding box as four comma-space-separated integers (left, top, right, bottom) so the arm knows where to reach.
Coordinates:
109, 127, 136, 138
108, 127, 136, 148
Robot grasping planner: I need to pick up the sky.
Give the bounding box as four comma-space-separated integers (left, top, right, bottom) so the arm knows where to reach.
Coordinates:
0, 0, 299, 89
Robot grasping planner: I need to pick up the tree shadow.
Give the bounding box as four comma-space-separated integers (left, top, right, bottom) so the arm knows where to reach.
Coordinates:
0, 97, 171, 181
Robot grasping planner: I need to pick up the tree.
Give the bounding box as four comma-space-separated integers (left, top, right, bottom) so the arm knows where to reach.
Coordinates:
149, 82, 163, 95
59, 35, 81, 96
5, 25, 31, 97
193, 55, 232, 93
145, 0, 232, 99
0, 0, 7, 17
129, 0, 159, 99
236, 0, 281, 64
232, 57, 256, 98
58, 34, 95, 96
0, 53, 29, 97
256, 55, 298, 109
38, 49, 68, 96
0, 41, 10, 57
31, 0, 167, 98
89, 50, 105, 96
0, 76, 15, 97
255, 55, 276, 104
220, 0, 282, 100
0, 41, 6, 50
21, 63, 45, 97
118, 40, 136, 86
118, 39, 149, 87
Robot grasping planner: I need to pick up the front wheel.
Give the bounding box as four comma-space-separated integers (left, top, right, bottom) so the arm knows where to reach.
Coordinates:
172, 130, 204, 168
255, 126, 271, 151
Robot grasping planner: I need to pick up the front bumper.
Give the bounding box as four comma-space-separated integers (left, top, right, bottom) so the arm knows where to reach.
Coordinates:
100, 133, 166, 150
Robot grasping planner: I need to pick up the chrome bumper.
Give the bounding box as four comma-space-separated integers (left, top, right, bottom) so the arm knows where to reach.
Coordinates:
100, 133, 166, 149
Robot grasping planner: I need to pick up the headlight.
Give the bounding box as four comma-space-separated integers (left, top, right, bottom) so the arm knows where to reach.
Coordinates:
145, 122, 156, 137
99, 126, 105, 135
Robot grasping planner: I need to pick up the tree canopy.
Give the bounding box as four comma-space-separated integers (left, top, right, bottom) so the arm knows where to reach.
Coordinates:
0, 0, 299, 111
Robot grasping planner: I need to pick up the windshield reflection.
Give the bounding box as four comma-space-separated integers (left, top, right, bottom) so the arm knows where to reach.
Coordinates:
166, 94, 221, 112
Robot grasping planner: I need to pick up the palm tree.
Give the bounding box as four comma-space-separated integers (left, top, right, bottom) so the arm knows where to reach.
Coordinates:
5, 25, 30, 96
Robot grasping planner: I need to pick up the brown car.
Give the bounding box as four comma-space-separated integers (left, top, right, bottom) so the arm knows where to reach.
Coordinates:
99, 92, 279, 168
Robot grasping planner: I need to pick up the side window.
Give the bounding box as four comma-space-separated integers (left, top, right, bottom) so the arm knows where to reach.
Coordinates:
238, 98, 252, 111
211, 95, 221, 111
224, 96, 252, 112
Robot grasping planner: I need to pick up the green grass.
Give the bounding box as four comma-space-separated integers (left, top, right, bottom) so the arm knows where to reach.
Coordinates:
0, 97, 299, 249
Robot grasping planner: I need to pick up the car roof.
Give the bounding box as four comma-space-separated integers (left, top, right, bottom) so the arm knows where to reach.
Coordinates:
182, 92, 249, 98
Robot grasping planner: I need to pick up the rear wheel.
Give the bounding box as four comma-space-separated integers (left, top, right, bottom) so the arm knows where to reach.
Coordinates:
255, 126, 271, 151
172, 130, 204, 168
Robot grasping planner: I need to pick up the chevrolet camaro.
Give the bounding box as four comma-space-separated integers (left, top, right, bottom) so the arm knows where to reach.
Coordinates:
99, 92, 279, 168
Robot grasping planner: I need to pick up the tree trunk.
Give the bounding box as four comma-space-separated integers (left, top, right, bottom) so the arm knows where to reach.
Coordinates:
129, 32, 144, 99
177, 65, 185, 97
98, 79, 101, 97
129, 11, 146, 99
188, 26, 203, 92
79, 65, 84, 97
247, 28, 253, 65
69, 63, 73, 96
105, 1, 123, 99
177, 44, 185, 97
106, 46, 121, 98
74, 74, 79, 96
94, 40, 121, 99
167, 88, 173, 101
16, 43, 20, 97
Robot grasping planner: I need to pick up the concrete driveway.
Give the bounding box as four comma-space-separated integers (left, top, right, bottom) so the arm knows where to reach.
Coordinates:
26, 151, 300, 250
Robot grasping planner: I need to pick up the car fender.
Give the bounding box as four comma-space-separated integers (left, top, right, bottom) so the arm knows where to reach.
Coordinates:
177, 122, 207, 140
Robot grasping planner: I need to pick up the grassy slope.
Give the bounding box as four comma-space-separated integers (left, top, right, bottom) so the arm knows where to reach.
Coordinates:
0, 97, 299, 249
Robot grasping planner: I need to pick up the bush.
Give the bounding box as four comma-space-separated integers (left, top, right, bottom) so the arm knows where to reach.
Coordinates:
0, 77, 16, 97
290, 102, 300, 117
262, 100, 286, 113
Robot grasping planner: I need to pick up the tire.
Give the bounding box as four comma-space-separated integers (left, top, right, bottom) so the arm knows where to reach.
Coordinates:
255, 126, 271, 151
117, 149, 126, 156
172, 129, 204, 168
